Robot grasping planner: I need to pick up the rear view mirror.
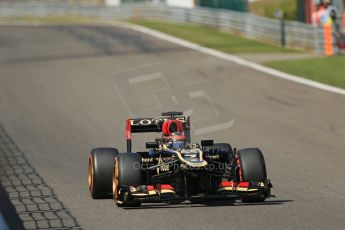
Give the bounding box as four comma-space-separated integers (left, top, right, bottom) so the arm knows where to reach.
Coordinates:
201, 140, 214, 147
146, 142, 159, 149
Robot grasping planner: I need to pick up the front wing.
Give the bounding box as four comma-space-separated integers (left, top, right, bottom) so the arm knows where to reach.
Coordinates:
118, 180, 273, 204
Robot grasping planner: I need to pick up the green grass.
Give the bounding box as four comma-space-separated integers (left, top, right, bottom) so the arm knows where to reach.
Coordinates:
132, 20, 297, 54
265, 56, 345, 89
134, 20, 345, 90
249, 0, 297, 20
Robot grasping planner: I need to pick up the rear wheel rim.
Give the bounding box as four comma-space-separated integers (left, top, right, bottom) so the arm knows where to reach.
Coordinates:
236, 158, 243, 181
88, 156, 94, 193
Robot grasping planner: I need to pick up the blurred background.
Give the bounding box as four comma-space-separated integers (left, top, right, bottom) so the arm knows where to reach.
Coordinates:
1, 0, 344, 87
1, 0, 344, 53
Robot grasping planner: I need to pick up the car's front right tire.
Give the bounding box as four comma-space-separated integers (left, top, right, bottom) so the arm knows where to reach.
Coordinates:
88, 147, 118, 199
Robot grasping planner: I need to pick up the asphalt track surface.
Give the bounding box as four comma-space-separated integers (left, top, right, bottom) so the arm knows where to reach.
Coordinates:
0, 24, 345, 230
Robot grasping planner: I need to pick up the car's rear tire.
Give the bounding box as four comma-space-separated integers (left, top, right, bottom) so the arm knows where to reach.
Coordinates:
237, 148, 267, 203
88, 147, 118, 199
113, 153, 142, 207
204, 143, 233, 160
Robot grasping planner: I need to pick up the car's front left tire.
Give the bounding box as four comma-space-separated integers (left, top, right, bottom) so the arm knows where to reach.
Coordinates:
237, 148, 268, 203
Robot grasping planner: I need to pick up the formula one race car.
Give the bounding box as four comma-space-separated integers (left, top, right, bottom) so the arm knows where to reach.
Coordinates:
88, 112, 273, 207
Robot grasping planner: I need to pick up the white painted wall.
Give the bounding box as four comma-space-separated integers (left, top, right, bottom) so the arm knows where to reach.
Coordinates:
105, 0, 120, 6
166, 0, 195, 8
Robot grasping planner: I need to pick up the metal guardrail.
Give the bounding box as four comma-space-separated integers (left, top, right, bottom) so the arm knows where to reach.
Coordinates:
0, 2, 326, 53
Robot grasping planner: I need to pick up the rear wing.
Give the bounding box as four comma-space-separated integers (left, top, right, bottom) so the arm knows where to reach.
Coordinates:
126, 112, 190, 152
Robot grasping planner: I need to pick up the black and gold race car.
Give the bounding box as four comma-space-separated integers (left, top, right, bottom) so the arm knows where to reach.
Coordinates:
88, 112, 273, 207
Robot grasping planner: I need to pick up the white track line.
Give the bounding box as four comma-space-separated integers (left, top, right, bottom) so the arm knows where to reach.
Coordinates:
0, 212, 9, 230
121, 23, 345, 96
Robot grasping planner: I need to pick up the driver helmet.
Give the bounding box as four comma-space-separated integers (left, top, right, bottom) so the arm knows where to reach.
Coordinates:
168, 132, 187, 150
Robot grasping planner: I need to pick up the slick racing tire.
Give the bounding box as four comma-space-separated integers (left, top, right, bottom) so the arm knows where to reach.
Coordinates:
237, 148, 267, 203
113, 153, 142, 207
204, 143, 234, 160
88, 148, 119, 199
